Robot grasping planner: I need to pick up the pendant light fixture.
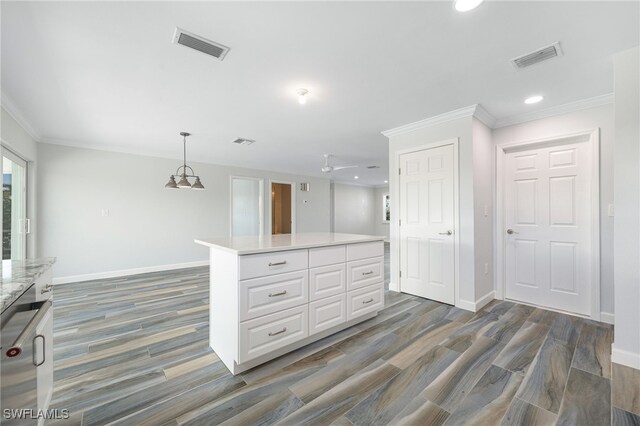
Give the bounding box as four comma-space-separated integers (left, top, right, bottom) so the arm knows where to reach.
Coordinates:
165, 132, 205, 190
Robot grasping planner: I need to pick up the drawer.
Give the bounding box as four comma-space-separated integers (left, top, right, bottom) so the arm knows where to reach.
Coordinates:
35, 268, 53, 302
347, 282, 384, 321
347, 257, 384, 291
239, 249, 308, 280
309, 294, 346, 336
347, 241, 384, 261
239, 305, 308, 363
309, 245, 346, 268
239, 271, 308, 321
309, 264, 346, 301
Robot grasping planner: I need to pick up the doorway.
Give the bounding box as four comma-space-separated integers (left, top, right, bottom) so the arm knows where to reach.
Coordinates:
230, 176, 264, 237
497, 129, 600, 318
1, 148, 28, 260
399, 142, 457, 304
270, 182, 295, 235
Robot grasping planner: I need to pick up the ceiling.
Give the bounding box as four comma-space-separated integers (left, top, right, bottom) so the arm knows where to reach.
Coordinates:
2, 1, 638, 185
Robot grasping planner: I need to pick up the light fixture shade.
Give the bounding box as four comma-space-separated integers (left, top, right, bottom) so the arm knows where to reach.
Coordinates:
165, 175, 178, 189
177, 174, 192, 188
192, 176, 205, 190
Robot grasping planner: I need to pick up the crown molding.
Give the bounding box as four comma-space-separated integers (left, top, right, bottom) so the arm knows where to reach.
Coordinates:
493, 93, 614, 129
381, 104, 496, 138
0, 90, 41, 142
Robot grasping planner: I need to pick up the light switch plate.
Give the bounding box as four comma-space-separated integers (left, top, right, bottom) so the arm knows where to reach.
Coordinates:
608, 204, 614, 217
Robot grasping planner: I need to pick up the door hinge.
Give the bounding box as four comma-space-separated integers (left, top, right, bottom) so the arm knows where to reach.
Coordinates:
399, 168, 401, 175
399, 271, 402, 278
399, 219, 401, 226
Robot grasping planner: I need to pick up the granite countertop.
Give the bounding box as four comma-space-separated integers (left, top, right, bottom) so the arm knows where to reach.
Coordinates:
195, 232, 385, 255
1, 257, 56, 313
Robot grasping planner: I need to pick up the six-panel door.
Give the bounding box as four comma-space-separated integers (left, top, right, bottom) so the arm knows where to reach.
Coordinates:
399, 144, 455, 304
505, 142, 592, 315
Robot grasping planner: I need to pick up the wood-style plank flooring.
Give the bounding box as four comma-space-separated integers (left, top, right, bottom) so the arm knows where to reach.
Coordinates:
48, 246, 629, 425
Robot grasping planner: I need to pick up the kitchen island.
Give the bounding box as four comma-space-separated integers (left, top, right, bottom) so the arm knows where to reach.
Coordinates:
195, 233, 385, 375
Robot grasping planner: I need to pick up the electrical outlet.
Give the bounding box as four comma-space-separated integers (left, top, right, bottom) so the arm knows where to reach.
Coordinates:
101, 208, 110, 217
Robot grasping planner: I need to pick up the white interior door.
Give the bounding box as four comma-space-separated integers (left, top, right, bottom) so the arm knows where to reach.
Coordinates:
231, 177, 263, 237
399, 144, 455, 304
504, 142, 592, 315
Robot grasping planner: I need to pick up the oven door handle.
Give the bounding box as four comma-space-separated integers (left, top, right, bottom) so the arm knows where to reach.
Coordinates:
5, 300, 52, 358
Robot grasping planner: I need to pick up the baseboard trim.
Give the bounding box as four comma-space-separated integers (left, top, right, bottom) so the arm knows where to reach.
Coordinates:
457, 291, 495, 313
611, 344, 640, 370
52, 260, 209, 285
600, 312, 615, 325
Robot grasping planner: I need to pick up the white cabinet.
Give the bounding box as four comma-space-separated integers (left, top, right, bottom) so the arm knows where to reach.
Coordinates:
309, 264, 346, 301
309, 294, 346, 335
200, 235, 385, 375
347, 257, 384, 291
239, 305, 308, 363
239, 270, 308, 321
35, 306, 54, 423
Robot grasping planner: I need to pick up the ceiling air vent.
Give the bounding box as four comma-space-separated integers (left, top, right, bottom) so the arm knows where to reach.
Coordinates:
172, 27, 230, 61
366, 165, 380, 169
232, 138, 255, 146
510, 42, 562, 70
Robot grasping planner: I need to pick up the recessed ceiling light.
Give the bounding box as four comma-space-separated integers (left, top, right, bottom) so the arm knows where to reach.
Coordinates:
384, 180, 388, 184
354, 176, 359, 180
297, 89, 309, 105
454, 0, 484, 12
524, 95, 544, 104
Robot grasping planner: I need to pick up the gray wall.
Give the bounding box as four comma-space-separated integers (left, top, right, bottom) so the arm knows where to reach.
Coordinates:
37, 143, 331, 279
331, 183, 376, 235
613, 47, 639, 365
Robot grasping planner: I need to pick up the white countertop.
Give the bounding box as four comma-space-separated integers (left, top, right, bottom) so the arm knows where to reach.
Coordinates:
195, 232, 385, 255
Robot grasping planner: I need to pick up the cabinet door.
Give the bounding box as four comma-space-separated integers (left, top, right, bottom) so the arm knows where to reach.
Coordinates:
347, 282, 384, 321
35, 307, 54, 416
347, 257, 384, 291
309, 294, 346, 336
239, 270, 308, 321
309, 264, 346, 301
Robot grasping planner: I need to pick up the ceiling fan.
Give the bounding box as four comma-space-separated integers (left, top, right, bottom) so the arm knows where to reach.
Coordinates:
321, 154, 358, 173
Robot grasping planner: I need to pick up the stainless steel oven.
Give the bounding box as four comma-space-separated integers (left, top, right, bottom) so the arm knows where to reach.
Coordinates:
1, 285, 54, 426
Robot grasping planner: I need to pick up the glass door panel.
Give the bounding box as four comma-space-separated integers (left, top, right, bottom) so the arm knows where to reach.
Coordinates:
2, 149, 27, 260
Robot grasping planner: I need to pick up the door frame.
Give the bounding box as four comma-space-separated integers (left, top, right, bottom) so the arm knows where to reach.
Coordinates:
0, 145, 29, 259
396, 138, 460, 307
268, 180, 296, 235
229, 176, 264, 237
495, 128, 601, 320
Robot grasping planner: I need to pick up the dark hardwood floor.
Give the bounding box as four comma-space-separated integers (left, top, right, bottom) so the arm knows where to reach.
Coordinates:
47, 247, 631, 425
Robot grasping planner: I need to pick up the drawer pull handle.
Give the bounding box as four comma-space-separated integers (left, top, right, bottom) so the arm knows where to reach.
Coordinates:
269, 290, 287, 297
362, 271, 374, 276
362, 298, 374, 304
268, 327, 287, 336
41, 284, 53, 294
268, 261, 287, 267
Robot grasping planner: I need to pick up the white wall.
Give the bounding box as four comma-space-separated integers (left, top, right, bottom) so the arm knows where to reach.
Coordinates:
472, 118, 494, 300
1, 107, 38, 257
331, 183, 376, 235
388, 116, 477, 305
492, 103, 615, 317
374, 185, 390, 240
37, 143, 331, 279
612, 47, 640, 369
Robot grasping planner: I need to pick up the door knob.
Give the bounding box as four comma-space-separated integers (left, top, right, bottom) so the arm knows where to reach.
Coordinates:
439, 230, 453, 236
506, 229, 519, 235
